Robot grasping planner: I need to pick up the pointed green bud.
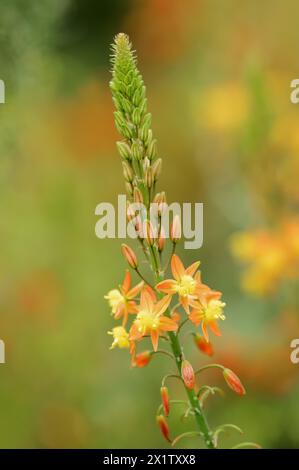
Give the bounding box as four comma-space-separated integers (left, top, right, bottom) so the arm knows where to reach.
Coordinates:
116, 141, 132, 160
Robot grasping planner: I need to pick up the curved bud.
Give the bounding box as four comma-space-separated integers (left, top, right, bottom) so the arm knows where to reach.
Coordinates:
132, 351, 152, 368
181, 359, 195, 390
160, 386, 170, 417
223, 368, 246, 396
156, 415, 171, 443
121, 244, 138, 269
193, 333, 214, 357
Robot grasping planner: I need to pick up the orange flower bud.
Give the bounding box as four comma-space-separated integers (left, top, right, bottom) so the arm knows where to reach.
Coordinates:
156, 414, 171, 443
121, 243, 138, 269
133, 187, 143, 204
223, 368, 246, 396
181, 359, 195, 390
160, 386, 170, 417
193, 333, 214, 356
158, 227, 166, 252
132, 351, 152, 368
170, 215, 181, 243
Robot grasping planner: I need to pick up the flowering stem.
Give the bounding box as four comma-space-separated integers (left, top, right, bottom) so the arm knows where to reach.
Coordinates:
195, 364, 224, 376
152, 257, 215, 449
153, 349, 176, 362
135, 267, 155, 289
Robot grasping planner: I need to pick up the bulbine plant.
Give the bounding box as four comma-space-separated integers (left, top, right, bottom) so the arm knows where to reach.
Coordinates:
105, 33, 258, 449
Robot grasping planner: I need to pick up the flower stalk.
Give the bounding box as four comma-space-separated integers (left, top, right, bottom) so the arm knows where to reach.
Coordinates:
105, 33, 253, 450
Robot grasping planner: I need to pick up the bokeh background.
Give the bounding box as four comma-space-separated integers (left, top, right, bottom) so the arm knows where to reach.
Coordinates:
0, 0, 299, 448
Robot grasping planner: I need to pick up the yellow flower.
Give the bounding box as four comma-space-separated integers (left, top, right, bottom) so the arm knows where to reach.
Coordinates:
108, 326, 130, 349
129, 289, 177, 351
104, 270, 143, 325
105, 289, 124, 314
189, 291, 226, 342
156, 254, 200, 313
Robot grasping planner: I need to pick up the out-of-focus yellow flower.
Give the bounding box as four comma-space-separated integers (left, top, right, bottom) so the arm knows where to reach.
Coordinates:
189, 292, 226, 341
231, 219, 299, 296
196, 82, 249, 133
108, 326, 130, 349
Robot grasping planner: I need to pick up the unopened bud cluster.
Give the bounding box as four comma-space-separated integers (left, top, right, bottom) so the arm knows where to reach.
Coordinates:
110, 34, 160, 204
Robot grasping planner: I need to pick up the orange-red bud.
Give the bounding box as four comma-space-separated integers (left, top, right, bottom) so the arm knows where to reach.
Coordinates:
223, 368, 246, 396
132, 351, 152, 368
181, 359, 195, 390
160, 386, 170, 417
121, 243, 138, 269
156, 414, 171, 443
193, 333, 214, 356
158, 227, 166, 252
170, 215, 181, 243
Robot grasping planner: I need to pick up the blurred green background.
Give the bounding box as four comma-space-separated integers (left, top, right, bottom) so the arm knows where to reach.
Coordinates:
0, 0, 299, 448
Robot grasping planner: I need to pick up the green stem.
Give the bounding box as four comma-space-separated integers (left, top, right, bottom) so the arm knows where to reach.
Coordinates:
150, 252, 215, 449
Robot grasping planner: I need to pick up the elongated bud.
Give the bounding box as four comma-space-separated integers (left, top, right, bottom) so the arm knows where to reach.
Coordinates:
131, 141, 143, 160
158, 227, 166, 252
116, 141, 132, 160
135, 215, 143, 237
125, 182, 133, 196
132, 351, 152, 368
145, 167, 154, 188
140, 113, 152, 142
223, 368, 246, 396
127, 203, 135, 221
122, 161, 134, 182
170, 215, 181, 243
156, 415, 171, 443
143, 156, 150, 171
193, 333, 214, 357
160, 387, 170, 417
132, 107, 142, 126
152, 158, 162, 182
121, 243, 138, 269
144, 220, 155, 246
148, 139, 157, 160
133, 187, 144, 204
181, 359, 195, 390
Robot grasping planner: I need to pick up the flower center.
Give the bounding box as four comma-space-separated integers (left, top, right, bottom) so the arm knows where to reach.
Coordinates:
176, 275, 196, 297
105, 289, 125, 313
136, 310, 160, 334
109, 326, 129, 349
204, 299, 226, 322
